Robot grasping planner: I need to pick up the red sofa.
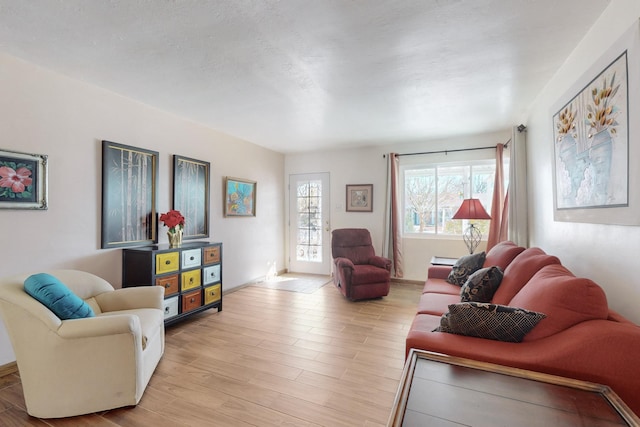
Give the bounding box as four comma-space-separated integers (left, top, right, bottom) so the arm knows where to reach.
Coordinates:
406, 241, 640, 416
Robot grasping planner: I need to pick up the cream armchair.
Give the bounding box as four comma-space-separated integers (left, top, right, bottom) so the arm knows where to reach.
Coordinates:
0, 269, 165, 418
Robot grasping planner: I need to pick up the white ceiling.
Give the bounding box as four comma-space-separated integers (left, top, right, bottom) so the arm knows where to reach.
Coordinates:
0, 1, 610, 153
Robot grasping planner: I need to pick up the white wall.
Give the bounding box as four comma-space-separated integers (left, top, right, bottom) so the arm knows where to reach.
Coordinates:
284, 130, 509, 281
0, 53, 285, 365
525, 1, 640, 324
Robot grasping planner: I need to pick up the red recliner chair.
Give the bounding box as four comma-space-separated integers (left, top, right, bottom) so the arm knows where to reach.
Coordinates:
331, 228, 391, 301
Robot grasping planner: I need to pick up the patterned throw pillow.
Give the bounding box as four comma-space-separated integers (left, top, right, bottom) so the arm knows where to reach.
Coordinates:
460, 266, 504, 303
446, 252, 486, 286
434, 302, 546, 343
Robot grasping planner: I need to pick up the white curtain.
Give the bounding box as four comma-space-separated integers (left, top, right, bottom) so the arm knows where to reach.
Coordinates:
508, 125, 529, 246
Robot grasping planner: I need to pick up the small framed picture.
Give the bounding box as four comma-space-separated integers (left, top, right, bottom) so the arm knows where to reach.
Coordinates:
224, 176, 256, 217
0, 148, 48, 210
346, 184, 373, 212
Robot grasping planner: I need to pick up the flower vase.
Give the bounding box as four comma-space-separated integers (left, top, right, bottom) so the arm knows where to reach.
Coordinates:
168, 228, 183, 248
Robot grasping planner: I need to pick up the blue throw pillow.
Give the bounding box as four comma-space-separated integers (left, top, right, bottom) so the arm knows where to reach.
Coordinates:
24, 273, 95, 320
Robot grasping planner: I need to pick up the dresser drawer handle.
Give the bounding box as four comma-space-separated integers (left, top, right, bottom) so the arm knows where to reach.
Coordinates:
165, 260, 171, 265
190, 298, 195, 303
164, 307, 170, 313
189, 278, 194, 284
164, 284, 170, 288
190, 256, 195, 261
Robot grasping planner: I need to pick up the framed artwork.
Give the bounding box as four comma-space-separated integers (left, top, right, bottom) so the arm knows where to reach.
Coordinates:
173, 155, 210, 239
552, 20, 639, 225
0, 148, 48, 210
346, 184, 373, 212
101, 140, 158, 249
224, 176, 256, 217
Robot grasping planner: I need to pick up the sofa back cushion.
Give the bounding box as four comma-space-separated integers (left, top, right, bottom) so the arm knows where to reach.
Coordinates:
483, 241, 525, 271
509, 264, 609, 341
491, 247, 560, 305
331, 228, 375, 264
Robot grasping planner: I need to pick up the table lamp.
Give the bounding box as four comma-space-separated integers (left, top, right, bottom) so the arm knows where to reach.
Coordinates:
452, 198, 491, 254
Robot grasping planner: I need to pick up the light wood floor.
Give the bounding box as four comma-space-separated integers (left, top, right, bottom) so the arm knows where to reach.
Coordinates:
0, 281, 423, 426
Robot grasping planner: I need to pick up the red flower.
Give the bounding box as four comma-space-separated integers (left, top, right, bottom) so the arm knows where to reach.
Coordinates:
160, 210, 185, 231
0, 166, 33, 193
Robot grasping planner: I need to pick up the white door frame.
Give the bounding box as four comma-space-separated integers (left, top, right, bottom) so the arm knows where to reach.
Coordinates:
288, 172, 331, 275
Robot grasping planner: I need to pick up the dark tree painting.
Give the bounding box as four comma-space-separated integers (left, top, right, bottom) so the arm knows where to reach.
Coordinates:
173, 155, 210, 239
101, 140, 158, 249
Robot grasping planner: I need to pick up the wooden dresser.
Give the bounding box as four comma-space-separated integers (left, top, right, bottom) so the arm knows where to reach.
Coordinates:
122, 241, 222, 325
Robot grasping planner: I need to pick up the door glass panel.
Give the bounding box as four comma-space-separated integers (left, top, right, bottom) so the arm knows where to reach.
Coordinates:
296, 179, 322, 263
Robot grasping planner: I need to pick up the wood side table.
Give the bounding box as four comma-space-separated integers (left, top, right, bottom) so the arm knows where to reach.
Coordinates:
388, 350, 640, 426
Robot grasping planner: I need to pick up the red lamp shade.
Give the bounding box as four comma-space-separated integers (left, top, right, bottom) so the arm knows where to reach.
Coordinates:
452, 198, 491, 220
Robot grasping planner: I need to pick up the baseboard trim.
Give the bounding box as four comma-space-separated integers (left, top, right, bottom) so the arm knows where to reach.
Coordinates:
392, 278, 424, 285
0, 361, 17, 378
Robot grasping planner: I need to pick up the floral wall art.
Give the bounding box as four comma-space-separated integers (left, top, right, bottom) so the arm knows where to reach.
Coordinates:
552, 21, 639, 225
0, 149, 47, 210
224, 177, 256, 217
553, 52, 628, 210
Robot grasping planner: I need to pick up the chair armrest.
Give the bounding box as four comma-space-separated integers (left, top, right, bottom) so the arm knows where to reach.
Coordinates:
57, 314, 141, 339
334, 257, 355, 270
95, 286, 164, 312
369, 255, 391, 270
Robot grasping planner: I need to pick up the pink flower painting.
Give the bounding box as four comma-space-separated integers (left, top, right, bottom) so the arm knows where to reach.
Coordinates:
0, 165, 33, 193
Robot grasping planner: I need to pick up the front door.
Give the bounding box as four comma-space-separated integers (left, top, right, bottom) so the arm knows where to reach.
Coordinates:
288, 173, 331, 275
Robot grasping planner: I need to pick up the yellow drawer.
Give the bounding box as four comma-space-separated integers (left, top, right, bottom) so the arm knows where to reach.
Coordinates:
181, 269, 201, 291
204, 284, 221, 305
156, 252, 179, 275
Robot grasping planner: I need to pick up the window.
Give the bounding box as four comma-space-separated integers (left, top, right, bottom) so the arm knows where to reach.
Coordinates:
403, 160, 499, 236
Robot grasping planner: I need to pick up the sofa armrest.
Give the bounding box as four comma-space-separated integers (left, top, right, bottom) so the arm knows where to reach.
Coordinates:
428, 265, 453, 280
334, 257, 355, 271
369, 255, 391, 270
95, 286, 164, 312
57, 314, 141, 339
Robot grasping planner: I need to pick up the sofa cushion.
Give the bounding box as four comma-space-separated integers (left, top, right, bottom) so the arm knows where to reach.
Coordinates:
417, 292, 461, 315
509, 264, 609, 342
491, 248, 560, 305
350, 264, 390, 285
434, 302, 546, 343
460, 266, 504, 303
446, 252, 486, 286
483, 241, 525, 270
331, 228, 375, 264
422, 279, 461, 295
24, 273, 95, 320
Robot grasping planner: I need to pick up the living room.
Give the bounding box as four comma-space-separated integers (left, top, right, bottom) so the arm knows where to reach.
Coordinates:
1, 0, 639, 424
